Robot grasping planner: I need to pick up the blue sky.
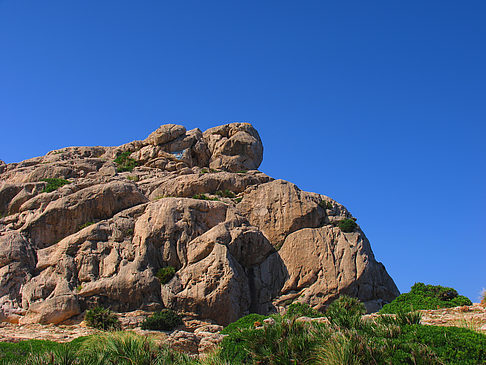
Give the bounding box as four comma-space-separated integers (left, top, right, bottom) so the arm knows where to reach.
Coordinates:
1, 1, 485, 301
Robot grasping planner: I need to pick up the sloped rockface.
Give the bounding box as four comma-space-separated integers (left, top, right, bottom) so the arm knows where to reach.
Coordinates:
0, 123, 399, 325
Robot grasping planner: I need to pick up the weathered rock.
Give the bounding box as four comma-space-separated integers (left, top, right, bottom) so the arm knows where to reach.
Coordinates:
203, 122, 263, 172
0, 122, 399, 326
277, 226, 399, 312
237, 180, 330, 247
145, 124, 187, 146
0, 232, 36, 322
21, 181, 148, 248
147, 170, 272, 200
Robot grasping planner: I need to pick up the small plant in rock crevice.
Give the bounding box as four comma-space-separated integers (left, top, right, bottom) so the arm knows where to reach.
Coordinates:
337, 218, 358, 233
78, 221, 94, 231
156, 266, 176, 284
114, 151, 139, 172
41, 178, 71, 193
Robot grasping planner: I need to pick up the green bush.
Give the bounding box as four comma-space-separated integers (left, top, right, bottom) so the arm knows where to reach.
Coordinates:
237, 316, 323, 364
399, 324, 486, 365
84, 306, 120, 331
325, 295, 366, 328
41, 178, 71, 193
114, 151, 138, 172
337, 218, 357, 233
219, 313, 268, 363
380, 282, 472, 314
156, 266, 176, 284
285, 302, 324, 318
141, 309, 182, 331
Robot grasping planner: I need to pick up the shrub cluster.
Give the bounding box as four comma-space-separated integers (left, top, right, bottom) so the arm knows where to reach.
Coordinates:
84, 306, 120, 331
337, 218, 358, 233
218, 294, 486, 364
285, 302, 324, 318
114, 151, 138, 172
141, 309, 183, 331
156, 266, 176, 284
41, 178, 71, 193
380, 282, 472, 314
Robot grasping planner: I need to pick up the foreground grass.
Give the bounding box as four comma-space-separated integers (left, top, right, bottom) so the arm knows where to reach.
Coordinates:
1, 299, 485, 364
0, 337, 87, 363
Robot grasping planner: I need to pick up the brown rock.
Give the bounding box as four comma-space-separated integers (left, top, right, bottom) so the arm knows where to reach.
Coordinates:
145, 124, 186, 146
0, 122, 399, 326
203, 122, 263, 172
237, 180, 328, 247
21, 181, 148, 248
277, 226, 399, 312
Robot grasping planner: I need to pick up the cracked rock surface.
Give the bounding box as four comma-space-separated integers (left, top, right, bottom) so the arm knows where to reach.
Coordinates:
0, 122, 398, 326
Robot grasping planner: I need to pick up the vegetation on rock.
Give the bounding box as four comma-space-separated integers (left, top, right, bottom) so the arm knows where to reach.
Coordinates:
114, 151, 138, 172
337, 218, 358, 233
141, 309, 183, 331
156, 266, 176, 284
41, 178, 71, 193
380, 282, 472, 314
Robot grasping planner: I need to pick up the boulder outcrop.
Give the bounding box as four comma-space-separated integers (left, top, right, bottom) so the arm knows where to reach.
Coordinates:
0, 122, 398, 325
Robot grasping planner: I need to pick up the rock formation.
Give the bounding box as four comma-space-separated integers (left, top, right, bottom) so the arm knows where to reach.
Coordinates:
0, 122, 399, 325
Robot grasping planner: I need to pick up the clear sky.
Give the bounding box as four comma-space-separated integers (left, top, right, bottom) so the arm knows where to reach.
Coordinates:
1, 1, 485, 301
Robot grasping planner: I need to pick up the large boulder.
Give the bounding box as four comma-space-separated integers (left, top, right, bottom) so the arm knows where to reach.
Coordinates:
203, 123, 263, 172
277, 226, 399, 312
237, 180, 328, 247
0, 122, 399, 325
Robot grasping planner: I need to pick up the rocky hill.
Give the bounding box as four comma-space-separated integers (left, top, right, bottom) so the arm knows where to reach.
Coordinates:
0, 123, 399, 326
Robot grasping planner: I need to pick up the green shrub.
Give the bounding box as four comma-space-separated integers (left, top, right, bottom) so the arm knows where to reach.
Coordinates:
156, 266, 176, 284
325, 295, 366, 328
114, 151, 138, 172
337, 218, 358, 233
399, 324, 486, 364
141, 309, 182, 331
84, 306, 120, 331
215, 189, 235, 198
285, 302, 324, 318
219, 313, 268, 363
41, 178, 71, 193
234, 197, 243, 204
380, 282, 472, 314
237, 316, 323, 364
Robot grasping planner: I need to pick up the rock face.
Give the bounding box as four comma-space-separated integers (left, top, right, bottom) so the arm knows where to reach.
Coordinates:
0, 122, 398, 325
